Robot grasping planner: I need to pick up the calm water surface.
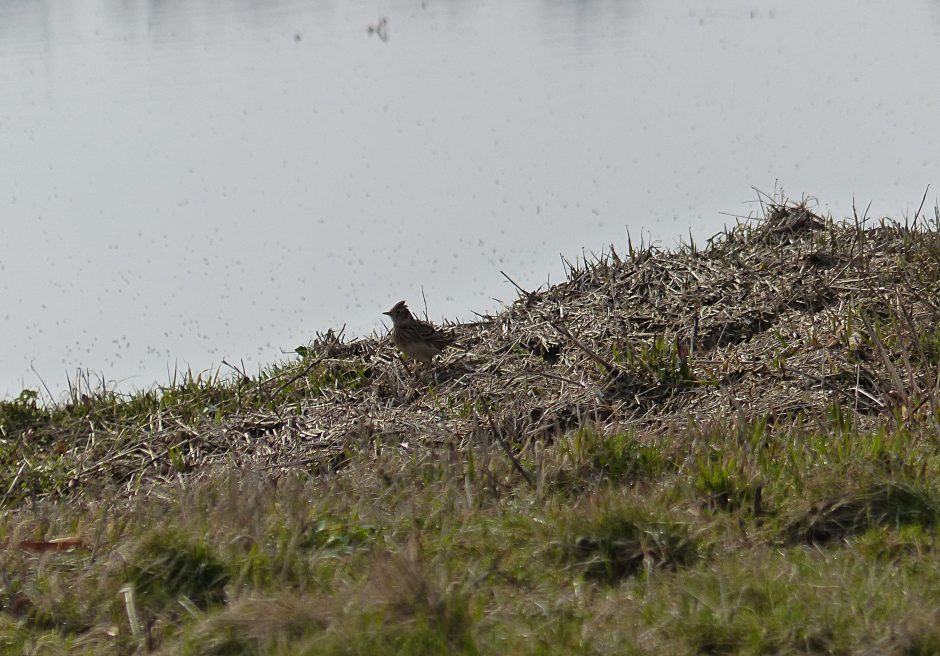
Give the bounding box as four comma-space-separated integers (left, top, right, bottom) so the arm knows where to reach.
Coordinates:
2, 0, 939, 396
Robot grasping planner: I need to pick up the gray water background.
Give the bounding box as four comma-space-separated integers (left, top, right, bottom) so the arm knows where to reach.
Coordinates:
2, 0, 939, 397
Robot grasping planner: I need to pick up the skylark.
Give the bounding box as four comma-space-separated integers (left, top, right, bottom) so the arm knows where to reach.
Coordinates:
383, 300, 455, 365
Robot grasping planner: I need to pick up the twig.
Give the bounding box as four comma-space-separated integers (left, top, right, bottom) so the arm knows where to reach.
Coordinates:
273, 357, 322, 397
790, 366, 882, 411
501, 270, 538, 302
483, 412, 534, 489
1, 462, 27, 506
860, 314, 911, 414
29, 360, 55, 406
120, 584, 143, 639
518, 370, 588, 389
221, 359, 250, 383
548, 321, 617, 373
260, 452, 339, 471
914, 184, 931, 224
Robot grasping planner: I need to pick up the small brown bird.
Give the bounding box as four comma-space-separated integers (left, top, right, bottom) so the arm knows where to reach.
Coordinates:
383, 300, 455, 365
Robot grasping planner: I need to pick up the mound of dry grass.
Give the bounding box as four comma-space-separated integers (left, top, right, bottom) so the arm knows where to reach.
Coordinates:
4, 196, 940, 505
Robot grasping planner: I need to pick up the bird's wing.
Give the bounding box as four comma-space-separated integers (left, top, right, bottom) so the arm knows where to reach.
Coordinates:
415, 322, 441, 339
417, 321, 454, 346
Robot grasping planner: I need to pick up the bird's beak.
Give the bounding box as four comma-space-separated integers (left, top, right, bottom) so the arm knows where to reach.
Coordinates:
382, 310, 391, 316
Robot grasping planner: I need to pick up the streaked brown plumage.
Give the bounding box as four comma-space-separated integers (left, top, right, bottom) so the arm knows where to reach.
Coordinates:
383, 300, 455, 364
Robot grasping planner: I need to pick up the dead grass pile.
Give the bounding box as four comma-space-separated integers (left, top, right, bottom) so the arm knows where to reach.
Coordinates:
4, 196, 940, 503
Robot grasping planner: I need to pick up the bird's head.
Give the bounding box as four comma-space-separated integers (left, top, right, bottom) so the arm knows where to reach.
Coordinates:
383, 300, 413, 326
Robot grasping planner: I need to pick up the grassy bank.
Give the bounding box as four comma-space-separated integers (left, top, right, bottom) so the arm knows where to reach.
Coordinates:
3, 197, 940, 654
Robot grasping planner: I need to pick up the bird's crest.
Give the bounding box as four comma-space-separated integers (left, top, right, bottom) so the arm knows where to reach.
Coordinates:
384, 300, 410, 316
